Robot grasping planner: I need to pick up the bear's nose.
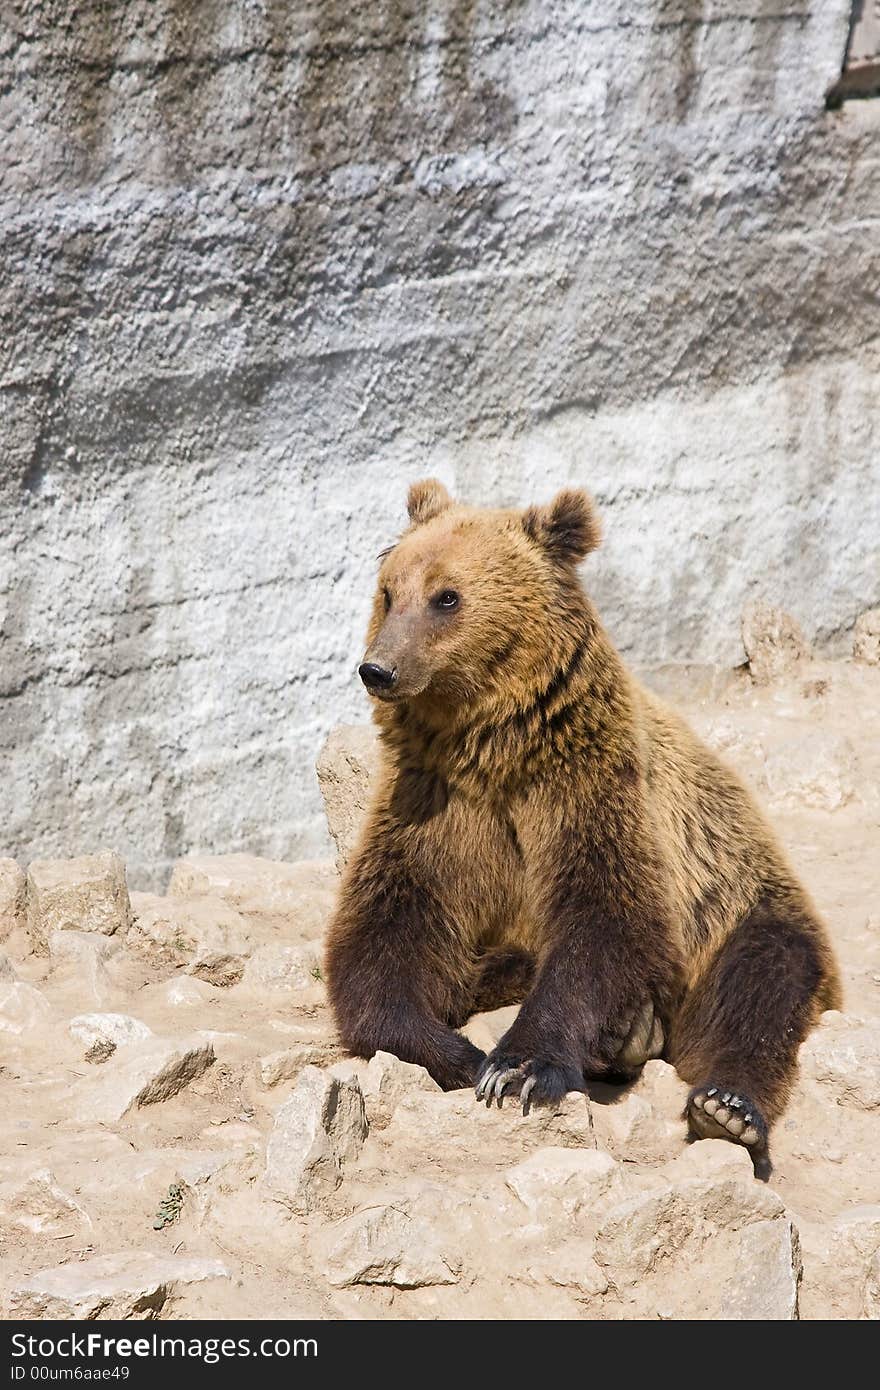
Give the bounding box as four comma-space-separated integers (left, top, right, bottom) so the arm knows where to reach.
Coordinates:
359, 662, 397, 691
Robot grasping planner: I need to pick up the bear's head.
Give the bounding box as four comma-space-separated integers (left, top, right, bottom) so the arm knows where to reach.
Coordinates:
359, 479, 601, 708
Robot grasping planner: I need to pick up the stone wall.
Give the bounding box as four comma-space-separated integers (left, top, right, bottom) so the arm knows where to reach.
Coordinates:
1, 1, 878, 885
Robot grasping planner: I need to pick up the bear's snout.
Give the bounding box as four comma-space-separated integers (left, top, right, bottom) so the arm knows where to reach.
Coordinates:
359, 661, 398, 692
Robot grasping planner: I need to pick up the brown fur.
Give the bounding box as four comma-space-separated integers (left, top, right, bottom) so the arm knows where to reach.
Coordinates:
326, 483, 842, 1152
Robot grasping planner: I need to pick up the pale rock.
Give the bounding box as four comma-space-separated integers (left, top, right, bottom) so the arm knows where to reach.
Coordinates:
0, 859, 26, 940
129, 892, 253, 985
152, 975, 224, 1007
460, 1004, 520, 1054
866, 1250, 880, 1319
358, 1050, 441, 1128
69, 1012, 152, 1049
665, 1139, 755, 1182
742, 600, 809, 685
632, 1059, 690, 1114
592, 1092, 679, 1164
0, 976, 52, 1035
506, 1147, 620, 1218
168, 854, 337, 938
27, 852, 131, 953
316, 725, 382, 869
853, 607, 880, 665
799, 1206, 880, 1320
594, 1171, 798, 1318
5, 1252, 229, 1320
381, 1087, 595, 1162
312, 1197, 461, 1288
241, 942, 320, 992
0, 1169, 91, 1235
525, 1243, 609, 1299
48, 929, 119, 1005
75, 1036, 215, 1123
762, 733, 857, 812
264, 1066, 367, 1214
260, 1041, 343, 1087
800, 1011, 880, 1110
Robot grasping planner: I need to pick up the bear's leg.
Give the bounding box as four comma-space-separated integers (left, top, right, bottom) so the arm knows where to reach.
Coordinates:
326, 856, 486, 1091
466, 947, 535, 1018
670, 892, 839, 1166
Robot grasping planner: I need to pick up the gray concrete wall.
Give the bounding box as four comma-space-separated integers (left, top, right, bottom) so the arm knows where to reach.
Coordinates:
1, 1, 878, 886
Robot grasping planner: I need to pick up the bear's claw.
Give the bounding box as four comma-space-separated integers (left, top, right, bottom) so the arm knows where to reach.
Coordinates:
475, 1056, 584, 1114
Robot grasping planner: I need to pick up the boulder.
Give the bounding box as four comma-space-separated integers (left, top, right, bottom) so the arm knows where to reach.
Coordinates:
0, 964, 52, 1036
26, 852, 130, 953
75, 1036, 215, 1123
800, 1011, 880, 1111
0, 859, 26, 940
799, 1206, 880, 1320
5, 1252, 229, 1320
853, 607, 880, 665
506, 1147, 620, 1218
594, 1163, 799, 1319
761, 732, 857, 813
592, 1092, 681, 1164
357, 1050, 441, 1128
260, 1041, 344, 1088
68, 1013, 152, 1049
241, 942, 321, 992
129, 892, 254, 984
0, 1169, 91, 1235
316, 725, 382, 869
264, 1066, 367, 1214
741, 600, 809, 685
167, 854, 337, 937
311, 1194, 461, 1288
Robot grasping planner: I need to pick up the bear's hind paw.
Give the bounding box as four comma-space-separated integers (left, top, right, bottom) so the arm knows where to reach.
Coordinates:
686, 1085, 768, 1152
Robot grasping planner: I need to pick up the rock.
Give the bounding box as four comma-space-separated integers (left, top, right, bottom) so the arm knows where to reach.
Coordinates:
264, 1066, 367, 1214
801, 1012, 880, 1111
68, 1013, 152, 1049
75, 1037, 215, 1123
0, 1169, 91, 1235
525, 1242, 609, 1299
866, 1250, 880, 1319
167, 854, 337, 938
129, 892, 254, 984
741, 600, 810, 685
665, 1139, 755, 1182
594, 1169, 799, 1319
312, 1196, 461, 1288
0, 974, 52, 1035
633, 1059, 690, 1114
0, 859, 26, 940
48, 929, 121, 1005
5, 1252, 229, 1320
506, 1147, 620, 1218
358, 1050, 441, 1128
379, 1087, 595, 1164
241, 942, 320, 992
592, 1092, 681, 1164
26, 852, 131, 953
260, 1041, 343, 1088
799, 1206, 880, 1320
762, 732, 857, 812
853, 607, 880, 665
151, 975, 224, 1007
460, 1004, 520, 1054
316, 725, 383, 869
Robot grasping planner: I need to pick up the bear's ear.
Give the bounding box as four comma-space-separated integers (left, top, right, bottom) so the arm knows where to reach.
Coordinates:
407, 478, 453, 525
523, 488, 601, 562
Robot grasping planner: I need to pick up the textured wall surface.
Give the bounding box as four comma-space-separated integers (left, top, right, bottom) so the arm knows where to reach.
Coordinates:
1, 1, 878, 885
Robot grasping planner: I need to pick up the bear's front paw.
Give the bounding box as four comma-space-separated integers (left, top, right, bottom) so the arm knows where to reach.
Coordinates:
474, 1053, 585, 1116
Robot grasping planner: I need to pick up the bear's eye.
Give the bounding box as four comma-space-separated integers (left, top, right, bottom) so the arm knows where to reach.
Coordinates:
434, 589, 460, 612
382, 588, 392, 613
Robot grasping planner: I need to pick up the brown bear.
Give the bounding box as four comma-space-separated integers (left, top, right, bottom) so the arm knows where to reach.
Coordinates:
325, 479, 841, 1166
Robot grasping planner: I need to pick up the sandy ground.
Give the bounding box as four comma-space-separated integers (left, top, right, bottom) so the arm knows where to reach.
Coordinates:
1, 657, 878, 1320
